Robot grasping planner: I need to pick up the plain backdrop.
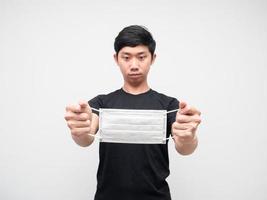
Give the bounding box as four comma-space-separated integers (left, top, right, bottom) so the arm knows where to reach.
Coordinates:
1, 0, 267, 199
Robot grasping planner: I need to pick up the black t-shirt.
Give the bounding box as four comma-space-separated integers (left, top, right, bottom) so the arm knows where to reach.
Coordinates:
89, 88, 179, 200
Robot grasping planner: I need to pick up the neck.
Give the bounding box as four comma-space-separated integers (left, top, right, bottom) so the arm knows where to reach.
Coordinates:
122, 81, 150, 95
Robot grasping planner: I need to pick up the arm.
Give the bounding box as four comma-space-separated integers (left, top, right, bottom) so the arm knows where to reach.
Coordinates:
172, 101, 201, 155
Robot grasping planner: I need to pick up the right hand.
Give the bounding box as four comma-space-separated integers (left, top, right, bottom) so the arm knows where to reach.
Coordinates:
64, 100, 92, 137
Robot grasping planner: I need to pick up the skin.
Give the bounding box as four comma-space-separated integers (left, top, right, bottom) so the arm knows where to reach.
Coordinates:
64, 45, 201, 155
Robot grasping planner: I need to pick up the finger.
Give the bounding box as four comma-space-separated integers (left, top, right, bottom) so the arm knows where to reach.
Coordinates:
67, 120, 91, 129
172, 129, 195, 141
64, 112, 90, 121
173, 134, 196, 144
172, 122, 197, 131
176, 113, 201, 123
71, 127, 91, 137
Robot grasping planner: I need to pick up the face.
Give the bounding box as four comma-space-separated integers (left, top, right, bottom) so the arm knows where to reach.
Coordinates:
114, 45, 156, 86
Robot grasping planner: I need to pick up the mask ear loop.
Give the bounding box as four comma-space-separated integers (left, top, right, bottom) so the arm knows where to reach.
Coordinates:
164, 109, 179, 141
91, 107, 100, 113
166, 109, 179, 114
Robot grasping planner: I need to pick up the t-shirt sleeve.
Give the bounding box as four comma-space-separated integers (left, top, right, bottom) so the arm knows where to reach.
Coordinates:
88, 95, 103, 116
167, 98, 179, 137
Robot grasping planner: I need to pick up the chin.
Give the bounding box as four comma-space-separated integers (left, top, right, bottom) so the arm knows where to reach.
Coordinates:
127, 78, 144, 86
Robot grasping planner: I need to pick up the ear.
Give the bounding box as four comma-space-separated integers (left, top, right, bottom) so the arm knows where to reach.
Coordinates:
151, 54, 156, 65
113, 53, 119, 65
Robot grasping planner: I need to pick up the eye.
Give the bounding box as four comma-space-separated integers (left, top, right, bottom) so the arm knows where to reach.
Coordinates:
138, 55, 147, 61
122, 56, 129, 61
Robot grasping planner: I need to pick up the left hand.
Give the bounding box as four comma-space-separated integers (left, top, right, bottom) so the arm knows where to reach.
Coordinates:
172, 101, 201, 144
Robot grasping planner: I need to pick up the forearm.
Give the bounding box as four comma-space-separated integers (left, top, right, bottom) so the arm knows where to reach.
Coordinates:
175, 136, 198, 155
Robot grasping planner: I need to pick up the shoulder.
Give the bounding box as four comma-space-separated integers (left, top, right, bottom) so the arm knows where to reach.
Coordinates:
96, 88, 122, 100
88, 89, 122, 105
150, 89, 178, 104
88, 89, 122, 114
150, 89, 179, 110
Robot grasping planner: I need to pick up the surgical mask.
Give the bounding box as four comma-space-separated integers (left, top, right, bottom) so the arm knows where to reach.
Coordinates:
89, 108, 178, 144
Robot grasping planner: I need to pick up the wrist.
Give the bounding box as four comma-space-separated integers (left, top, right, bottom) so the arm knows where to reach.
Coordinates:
175, 135, 198, 155
72, 133, 94, 147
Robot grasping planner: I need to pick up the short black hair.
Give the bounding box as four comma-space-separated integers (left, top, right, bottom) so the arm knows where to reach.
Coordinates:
114, 25, 156, 56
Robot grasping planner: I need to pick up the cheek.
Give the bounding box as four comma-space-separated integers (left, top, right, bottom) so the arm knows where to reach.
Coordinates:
118, 64, 128, 74
142, 62, 151, 72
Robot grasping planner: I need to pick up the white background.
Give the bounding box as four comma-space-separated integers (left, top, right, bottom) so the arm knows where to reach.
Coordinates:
1, 0, 266, 199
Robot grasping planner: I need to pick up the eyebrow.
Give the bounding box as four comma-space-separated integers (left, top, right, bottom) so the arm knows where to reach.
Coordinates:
121, 51, 147, 56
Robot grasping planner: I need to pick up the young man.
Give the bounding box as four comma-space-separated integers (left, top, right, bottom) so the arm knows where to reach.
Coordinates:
64, 25, 201, 200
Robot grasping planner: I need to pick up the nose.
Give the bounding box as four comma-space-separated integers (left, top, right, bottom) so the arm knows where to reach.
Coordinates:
129, 58, 139, 71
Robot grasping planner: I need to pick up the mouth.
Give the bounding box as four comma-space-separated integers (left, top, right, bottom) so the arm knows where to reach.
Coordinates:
128, 73, 142, 78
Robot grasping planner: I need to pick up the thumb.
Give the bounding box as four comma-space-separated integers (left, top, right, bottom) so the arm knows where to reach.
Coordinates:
179, 101, 187, 110
78, 100, 92, 115
79, 100, 89, 108
178, 101, 188, 115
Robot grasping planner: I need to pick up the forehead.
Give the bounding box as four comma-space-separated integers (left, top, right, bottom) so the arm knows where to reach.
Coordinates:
119, 45, 150, 55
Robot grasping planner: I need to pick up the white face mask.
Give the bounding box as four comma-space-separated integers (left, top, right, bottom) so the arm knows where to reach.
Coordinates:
90, 108, 178, 144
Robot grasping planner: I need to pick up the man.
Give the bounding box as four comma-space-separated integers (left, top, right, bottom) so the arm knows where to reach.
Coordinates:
64, 25, 201, 200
